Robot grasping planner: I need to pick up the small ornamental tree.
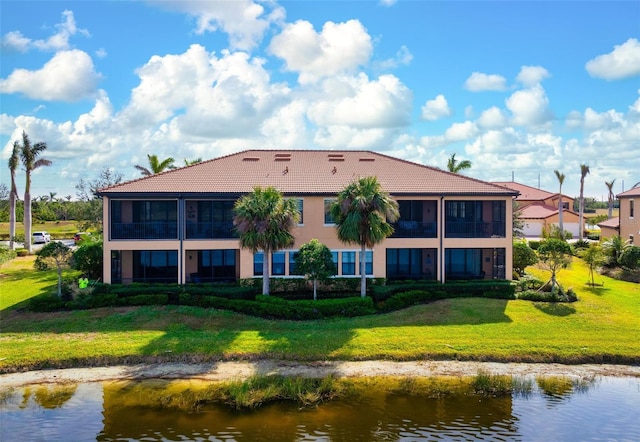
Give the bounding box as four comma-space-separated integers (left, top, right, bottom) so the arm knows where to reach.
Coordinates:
295, 239, 336, 300
513, 240, 538, 276
537, 238, 572, 294
34, 242, 73, 297
580, 242, 603, 286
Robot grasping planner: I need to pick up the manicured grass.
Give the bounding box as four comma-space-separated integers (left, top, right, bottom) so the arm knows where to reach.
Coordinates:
0, 220, 81, 241
1, 257, 639, 372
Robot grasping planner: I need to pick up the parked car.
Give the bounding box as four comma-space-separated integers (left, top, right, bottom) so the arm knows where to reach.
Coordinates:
32, 231, 51, 244
74, 232, 91, 244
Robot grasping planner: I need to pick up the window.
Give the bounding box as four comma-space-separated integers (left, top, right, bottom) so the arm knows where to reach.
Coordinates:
289, 251, 302, 275
254, 252, 264, 276
359, 251, 373, 275
631, 200, 635, 218
272, 251, 286, 276
331, 251, 339, 275
198, 250, 237, 281
324, 199, 336, 224
296, 199, 304, 224
342, 251, 356, 275
386, 248, 435, 280
445, 249, 481, 279
132, 250, 178, 283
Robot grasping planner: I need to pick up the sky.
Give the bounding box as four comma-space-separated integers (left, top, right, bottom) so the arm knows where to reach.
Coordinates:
1, 0, 639, 201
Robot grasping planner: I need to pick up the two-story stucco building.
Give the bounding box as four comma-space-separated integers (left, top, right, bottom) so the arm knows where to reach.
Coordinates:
98, 150, 518, 285
617, 184, 640, 244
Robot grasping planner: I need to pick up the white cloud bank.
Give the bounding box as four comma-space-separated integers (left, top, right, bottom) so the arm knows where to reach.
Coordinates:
586, 38, 640, 80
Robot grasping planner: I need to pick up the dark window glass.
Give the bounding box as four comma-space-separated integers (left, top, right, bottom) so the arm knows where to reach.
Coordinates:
254, 252, 263, 276
272, 252, 285, 276
342, 251, 356, 275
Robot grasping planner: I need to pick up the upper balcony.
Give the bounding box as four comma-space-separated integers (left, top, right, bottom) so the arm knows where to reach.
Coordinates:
185, 221, 237, 239
444, 200, 506, 238
390, 200, 438, 239
111, 222, 177, 240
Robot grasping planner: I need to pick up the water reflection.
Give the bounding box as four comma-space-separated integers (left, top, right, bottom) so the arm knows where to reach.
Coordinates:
1, 376, 638, 441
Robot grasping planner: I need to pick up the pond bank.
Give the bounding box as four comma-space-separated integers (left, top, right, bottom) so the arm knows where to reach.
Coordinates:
2, 360, 639, 388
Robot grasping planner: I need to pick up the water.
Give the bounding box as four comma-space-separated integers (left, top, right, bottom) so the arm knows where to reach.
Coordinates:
1, 376, 639, 441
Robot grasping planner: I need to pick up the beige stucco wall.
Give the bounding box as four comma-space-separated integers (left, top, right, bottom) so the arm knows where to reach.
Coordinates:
619, 196, 639, 244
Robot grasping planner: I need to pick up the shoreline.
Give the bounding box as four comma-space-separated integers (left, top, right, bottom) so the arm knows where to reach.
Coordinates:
2, 360, 639, 389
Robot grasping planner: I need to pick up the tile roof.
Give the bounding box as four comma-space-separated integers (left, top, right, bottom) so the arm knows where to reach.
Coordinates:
492, 181, 567, 201
597, 217, 619, 228
517, 203, 559, 219
618, 184, 640, 198
99, 150, 519, 197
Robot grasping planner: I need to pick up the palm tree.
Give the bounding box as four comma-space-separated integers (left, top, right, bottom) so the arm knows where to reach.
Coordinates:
447, 153, 472, 174
578, 164, 590, 240
18, 132, 51, 253
554, 170, 566, 236
134, 154, 177, 176
605, 179, 616, 219
330, 176, 399, 297
233, 186, 300, 295
184, 157, 202, 166
8, 141, 20, 250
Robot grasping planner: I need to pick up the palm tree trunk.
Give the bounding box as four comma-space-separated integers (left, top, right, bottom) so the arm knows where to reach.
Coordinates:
262, 249, 270, 295
360, 243, 366, 297
579, 183, 585, 241
24, 191, 32, 254
313, 279, 317, 301
9, 192, 16, 250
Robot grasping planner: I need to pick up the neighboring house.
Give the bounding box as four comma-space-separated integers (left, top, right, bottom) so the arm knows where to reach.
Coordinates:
98, 150, 518, 285
598, 217, 619, 240
617, 184, 640, 244
492, 181, 580, 238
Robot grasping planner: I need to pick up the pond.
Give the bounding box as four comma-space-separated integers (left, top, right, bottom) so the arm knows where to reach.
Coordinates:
1, 375, 639, 441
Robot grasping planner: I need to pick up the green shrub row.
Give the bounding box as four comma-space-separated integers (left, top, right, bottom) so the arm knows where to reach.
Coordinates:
372, 280, 515, 302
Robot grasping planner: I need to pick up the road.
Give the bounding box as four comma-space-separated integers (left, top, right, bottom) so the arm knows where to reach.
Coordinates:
1, 239, 75, 251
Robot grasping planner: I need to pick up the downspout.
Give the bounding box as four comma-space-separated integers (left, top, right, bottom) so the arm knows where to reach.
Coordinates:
440, 196, 445, 283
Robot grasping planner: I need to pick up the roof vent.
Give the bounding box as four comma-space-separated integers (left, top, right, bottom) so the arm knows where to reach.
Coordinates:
328, 153, 344, 162
274, 153, 291, 161
359, 157, 375, 162
242, 157, 259, 162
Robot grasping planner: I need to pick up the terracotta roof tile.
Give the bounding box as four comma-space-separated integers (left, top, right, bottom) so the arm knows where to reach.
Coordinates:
597, 217, 619, 228
618, 186, 640, 197
99, 150, 519, 196
492, 181, 559, 201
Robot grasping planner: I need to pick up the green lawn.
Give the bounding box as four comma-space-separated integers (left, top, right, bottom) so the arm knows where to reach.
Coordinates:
0, 220, 81, 241
1, 257, 638, 372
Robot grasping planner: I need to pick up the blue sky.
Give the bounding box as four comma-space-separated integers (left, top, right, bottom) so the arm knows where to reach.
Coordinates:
1, 0, 639, 201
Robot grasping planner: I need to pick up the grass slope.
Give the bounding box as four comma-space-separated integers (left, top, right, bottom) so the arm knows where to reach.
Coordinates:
1, 257, 638, 372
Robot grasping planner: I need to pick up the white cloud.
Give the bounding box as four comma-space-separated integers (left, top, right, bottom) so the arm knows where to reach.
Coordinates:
420, 94, 451, 121
379, 0, 398, 6
0, 50, 102, 101
307, 74, 412, 129
420, 121, 478, 148
464, 72, 507, 92
505, 85, 552, 127
477, 106, 507, 129
517, 65, 550, 86
586, 38, 640, 80
377, 45, 413, 70
268, 19, 373, 84
1, 10, 88, 53
155, 0, 284, 51
121, 44, 290, 137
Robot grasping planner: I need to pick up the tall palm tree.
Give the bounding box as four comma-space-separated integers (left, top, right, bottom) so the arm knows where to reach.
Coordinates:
447, 153, 472, 174
578, 164, 590, 240
8, 141, 20, 250
233, 186, 300, 295
134, 154, 177, 176
605, 179, 616, 219
554, 170, 566, 236
18, 131, 51, 253
330, 176, 399, 297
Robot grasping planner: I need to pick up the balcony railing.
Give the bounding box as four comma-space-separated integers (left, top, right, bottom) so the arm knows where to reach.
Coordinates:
445, 221, 506, 238
390, 221, 437, 238
185, 222, 237, 239
111, 222, 177, 240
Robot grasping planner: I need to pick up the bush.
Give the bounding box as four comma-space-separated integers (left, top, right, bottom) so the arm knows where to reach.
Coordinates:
518, 288, 577, 303
513, 274, 544, 292
16, 248, 28, 257
528, 240, 541, 251
620, 245, 640, 270
572, 239, 591, 253
513, 241, 538, 275
72, 241, 103, 280
0, 245, 17, 265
